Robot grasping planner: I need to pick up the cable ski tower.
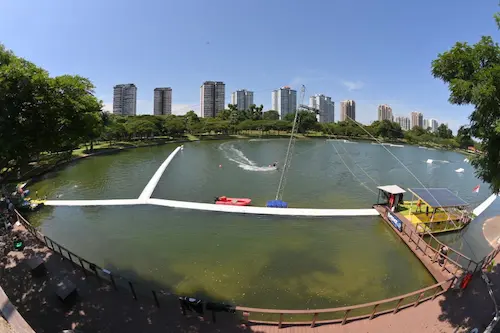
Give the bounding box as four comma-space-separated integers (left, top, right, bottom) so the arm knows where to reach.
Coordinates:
273, 85, 311, 203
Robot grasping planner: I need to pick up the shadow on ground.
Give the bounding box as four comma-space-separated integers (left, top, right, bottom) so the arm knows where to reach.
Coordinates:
436, 264, 500, 333
0, 226, 263, 333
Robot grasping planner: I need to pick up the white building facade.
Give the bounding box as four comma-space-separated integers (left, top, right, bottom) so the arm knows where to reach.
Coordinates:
231, 89, 254, 110
395, 116, 411, 131
272, 86, 297, 119
428, 118, 439, 132
200, 81, 225, 118
153, 87, 172, 115
113, 84, 137, 116
309, 94, 334, 123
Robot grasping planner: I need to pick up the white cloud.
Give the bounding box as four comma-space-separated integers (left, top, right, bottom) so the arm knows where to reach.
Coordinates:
101, 99, 200, 116
102, 102, 112, 113
342, 80, 364, 91
172, 104, 200, 116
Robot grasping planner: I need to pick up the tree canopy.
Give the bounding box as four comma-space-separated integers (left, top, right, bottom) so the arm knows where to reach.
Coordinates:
0, 44, 102, 183
431, 9, 500, 192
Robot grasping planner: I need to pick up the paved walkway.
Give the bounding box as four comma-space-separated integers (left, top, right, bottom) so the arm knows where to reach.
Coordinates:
0, 223, 498, 333
484, 216, 500, 247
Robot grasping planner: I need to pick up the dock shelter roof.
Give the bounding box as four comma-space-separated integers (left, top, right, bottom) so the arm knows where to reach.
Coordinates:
377, 185, 406, 194
408, 188, 469, 208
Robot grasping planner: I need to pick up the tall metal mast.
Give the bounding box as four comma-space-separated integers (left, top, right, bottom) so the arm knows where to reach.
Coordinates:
275, 85, 306, 201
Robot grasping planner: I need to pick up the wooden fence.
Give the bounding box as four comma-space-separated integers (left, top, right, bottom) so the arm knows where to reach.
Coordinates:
408, 222, 480, 275
12, 210, 481, 328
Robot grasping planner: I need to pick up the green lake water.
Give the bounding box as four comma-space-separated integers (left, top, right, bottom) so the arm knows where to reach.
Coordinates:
27, 139, 497, 309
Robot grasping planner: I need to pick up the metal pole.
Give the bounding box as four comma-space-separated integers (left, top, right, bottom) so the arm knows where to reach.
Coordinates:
483, 272, 499, 333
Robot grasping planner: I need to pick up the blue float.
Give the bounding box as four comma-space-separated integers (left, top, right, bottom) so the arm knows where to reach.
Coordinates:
266, 200, 288, 208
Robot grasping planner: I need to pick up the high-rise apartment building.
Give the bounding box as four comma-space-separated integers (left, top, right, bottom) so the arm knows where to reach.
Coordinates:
340, 100, 356, 122
395, 116, 411, 131
200, 81, 225, 118
309, 94, 335, 123
378, 104, 393, 122
113, 84, 137, 116
428, 118, 439, 132
272, 86, 297, 119
153, 87, 172, 115
231, 89, 254, 111
410, 111, 424, 129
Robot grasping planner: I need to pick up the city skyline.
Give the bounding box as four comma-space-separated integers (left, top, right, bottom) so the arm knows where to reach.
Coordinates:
4, 1, 495, 133
110, 83, 448, 130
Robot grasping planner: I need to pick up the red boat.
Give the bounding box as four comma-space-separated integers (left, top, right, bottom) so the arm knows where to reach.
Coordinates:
215, 196, 252, 206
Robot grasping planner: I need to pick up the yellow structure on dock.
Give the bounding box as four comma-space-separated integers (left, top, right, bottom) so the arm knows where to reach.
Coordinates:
399, 188, 472, 234
375, 186, 473, 235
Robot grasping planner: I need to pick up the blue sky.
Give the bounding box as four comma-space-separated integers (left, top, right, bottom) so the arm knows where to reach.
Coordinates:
0, 0, 498, 131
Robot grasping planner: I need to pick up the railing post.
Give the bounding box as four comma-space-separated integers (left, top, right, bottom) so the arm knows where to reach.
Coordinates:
393, 298, 404, 314
369, 304, 379, 320
43, 236, 50, 249
110, 274, 117, 290
242, 312, 249, 325
152, 290, 160, 308
415, 236, 421, 250
431, 287, 440, 300
129, 281, 137, 300
278, 313, 283, 328
414, 292, 424, 307
310, 313, 318, 328
67, 252, 76, 267
441, 257, 448, 271
342, 309, 350, 325
78, 258, 88, 277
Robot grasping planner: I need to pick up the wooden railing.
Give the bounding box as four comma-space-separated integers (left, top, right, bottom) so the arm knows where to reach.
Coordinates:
480, 243, 500, 270
236, 277, 455, 327
413, 222, 480, 273
11, 210, 469, 328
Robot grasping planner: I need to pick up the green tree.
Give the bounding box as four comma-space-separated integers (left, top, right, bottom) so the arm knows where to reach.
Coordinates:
284, 111, 318, 133
184, 110, 200, 133
263, 110, 280, 120
456, 125, 475, 149
163, 115, 186, 137
0, 45, 102, 182
216, 108, 231, 120
436, 123, 453, 139
431, 9, 500, 192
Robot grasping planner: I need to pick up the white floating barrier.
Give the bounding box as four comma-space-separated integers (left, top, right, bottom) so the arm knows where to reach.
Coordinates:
147, 198, 379, 216
138, 146, 182, 200
473, 193, 498, 216
38, 144, 499, 219
43, 199, 142, 206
